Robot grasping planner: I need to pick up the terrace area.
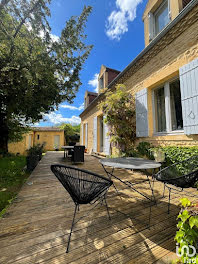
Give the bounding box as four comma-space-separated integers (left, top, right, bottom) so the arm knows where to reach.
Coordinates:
0, 151, 196, 264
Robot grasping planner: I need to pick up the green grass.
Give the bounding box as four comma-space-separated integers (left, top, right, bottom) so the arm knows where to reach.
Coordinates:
0, 156, 29, 217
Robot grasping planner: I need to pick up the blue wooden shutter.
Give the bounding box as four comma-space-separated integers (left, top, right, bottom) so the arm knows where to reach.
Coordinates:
81, 124, 84, 145
103, 117, 111, 156
85, 123, 88, 148
179, 58, 198, 135
93, 117, 97, 152
136, 88, 149, 137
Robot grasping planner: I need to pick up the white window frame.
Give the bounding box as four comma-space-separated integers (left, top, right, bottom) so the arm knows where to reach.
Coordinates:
152, 77, 184, 136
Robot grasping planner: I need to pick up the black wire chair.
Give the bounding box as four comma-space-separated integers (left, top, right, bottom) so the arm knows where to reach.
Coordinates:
51, 164, 113, 253
154, 155, 198, 213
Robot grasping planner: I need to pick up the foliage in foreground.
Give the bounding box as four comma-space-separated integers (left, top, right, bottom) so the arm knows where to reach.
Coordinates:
0, 156, 28, 216
174, 198, 198, 264
0, 1, 93, 153
99, 84, 136, 153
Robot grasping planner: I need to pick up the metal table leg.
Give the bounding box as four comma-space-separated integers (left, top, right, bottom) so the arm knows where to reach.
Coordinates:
101, 164, 155, 202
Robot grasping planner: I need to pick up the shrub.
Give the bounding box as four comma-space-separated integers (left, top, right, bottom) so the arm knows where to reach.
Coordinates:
136, 142, 154, 159
159, 146, 198, 166
175, 198, 198, 263
99, 84, 136, 153
26, 143, 45, 157
149, 146, 198, 169
124, 147, 139, 157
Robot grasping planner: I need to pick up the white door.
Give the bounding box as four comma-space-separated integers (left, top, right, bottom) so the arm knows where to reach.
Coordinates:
28, 135, 32, 149
54, 135, 60, 149
103, 120, 111, 156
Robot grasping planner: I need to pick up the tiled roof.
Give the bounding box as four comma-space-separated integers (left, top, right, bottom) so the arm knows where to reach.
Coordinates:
106, 67, 121, 73
32, 127, 64, 132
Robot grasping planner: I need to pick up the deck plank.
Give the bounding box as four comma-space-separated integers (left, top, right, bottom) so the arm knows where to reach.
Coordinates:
0, 152, 196, 264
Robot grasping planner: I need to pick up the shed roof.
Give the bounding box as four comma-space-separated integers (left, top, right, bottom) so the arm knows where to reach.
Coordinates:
32, 127, 64, 132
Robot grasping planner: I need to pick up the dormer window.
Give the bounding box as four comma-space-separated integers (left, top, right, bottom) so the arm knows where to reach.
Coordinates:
154, 0, 169, 35
99, 75, 104, 90
149, 0, 170, 41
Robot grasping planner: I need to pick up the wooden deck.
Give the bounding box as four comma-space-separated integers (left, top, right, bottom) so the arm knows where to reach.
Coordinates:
0, 152, 196, 264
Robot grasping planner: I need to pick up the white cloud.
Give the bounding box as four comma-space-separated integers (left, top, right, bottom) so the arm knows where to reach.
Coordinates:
106, 0, 143, 40
26, 22, 59, 42
33, 122, 40, 127
39, 30, 59, 42
45, 112, 81, 125
88, 73, 99, 93
60, 103, 84, 111
50, 33, 59, 42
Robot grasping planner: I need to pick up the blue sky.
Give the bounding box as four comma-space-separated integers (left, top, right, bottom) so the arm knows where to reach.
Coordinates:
38, 0, 147, 127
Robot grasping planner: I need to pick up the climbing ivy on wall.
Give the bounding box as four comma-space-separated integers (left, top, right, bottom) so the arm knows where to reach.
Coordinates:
99, 84, 136, 152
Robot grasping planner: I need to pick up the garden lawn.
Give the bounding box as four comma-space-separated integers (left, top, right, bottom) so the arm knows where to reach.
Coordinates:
0, 156, 29, 217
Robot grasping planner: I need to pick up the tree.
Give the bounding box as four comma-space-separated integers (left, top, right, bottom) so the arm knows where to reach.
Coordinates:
0, 0, 93, 153
59, 123, 80, 144
99, 84, 136, 153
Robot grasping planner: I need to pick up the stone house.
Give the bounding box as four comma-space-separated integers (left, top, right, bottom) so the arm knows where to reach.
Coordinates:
80, 0, 198, 156
8, 127, 65, 155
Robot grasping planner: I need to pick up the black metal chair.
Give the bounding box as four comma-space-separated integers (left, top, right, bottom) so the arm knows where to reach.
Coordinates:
68, 142, 76, 156
154, 155, 198, 213
71, 145, 85, 163
51, 164, 113, 253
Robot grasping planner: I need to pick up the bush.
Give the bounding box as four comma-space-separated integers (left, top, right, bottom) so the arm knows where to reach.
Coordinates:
149, 146, 198, 168
99, 84, 136, 153
136, 142, 154, 159
159, 146, 198, 166
124, 147, 139, 157
26, 144, 45, 171
26, 143, 45, 158
175, 198, 198, 263
122, 144, 198, 178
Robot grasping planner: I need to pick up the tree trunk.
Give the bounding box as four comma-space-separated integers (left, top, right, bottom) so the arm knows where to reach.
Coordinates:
0, 112, 9, 154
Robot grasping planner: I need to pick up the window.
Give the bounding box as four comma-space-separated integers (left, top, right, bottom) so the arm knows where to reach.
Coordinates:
99, 75, 104, 90
154, 87, 166, 132
154, 0, 169, 35
169, 80, 183, 131
153, 79, 183, 134
37, 135, 40, 140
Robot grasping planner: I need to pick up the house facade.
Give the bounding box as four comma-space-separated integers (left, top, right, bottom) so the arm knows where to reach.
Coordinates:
80, 0, 198, 155
8, 127, 65, 155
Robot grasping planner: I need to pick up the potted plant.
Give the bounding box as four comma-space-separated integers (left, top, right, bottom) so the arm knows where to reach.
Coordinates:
150, 148, 165, 162
26, 144, 44, 171
54, 144, 59, 151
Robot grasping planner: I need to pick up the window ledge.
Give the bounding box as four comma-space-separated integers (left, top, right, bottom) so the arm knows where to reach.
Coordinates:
153, 130, 184, 136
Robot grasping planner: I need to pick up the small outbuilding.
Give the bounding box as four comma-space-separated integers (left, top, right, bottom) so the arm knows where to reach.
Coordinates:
8, 127, 65, 155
